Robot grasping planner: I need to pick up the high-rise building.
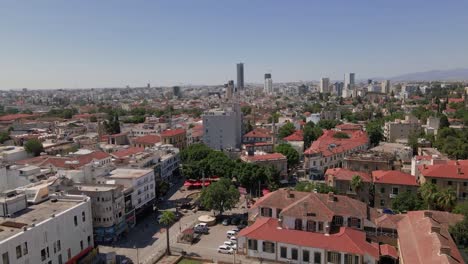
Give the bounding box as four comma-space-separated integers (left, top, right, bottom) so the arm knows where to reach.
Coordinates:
226, 80, 234, 99
320, 77, 330, 93
202, 104, 243, 150
236, 63, 244, 91
264, 73, 273, 94
343, 73, 355, 98
381, 80, 391, 94
333, 82, 344, 96
172, 86, 181, 97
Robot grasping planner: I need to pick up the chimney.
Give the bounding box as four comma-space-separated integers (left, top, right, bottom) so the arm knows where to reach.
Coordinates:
328, 192, 335, 202
457, 167, 463, 175
424, 211, 433, 218
287, 189, 294, 198
431, 225, 441, 234
440, 246, 451, 256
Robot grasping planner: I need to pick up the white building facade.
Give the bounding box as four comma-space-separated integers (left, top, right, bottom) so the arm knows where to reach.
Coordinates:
202, 104, 243, 151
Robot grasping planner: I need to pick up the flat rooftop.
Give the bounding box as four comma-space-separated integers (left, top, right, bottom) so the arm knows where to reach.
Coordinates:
75, 184, 119, 192
0, 195, 87, 242
108, 168, 153, 179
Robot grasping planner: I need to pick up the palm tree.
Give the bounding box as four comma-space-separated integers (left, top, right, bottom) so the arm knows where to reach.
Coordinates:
436, 188, 457, 211
159, 211, 176, 256
351, 175, 363, 193
419, 182, 438, 209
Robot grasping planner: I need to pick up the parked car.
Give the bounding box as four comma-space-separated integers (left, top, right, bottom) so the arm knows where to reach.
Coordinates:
237, 223, 247, 230
230, 217, 240, 225
194, 223, 209, 234
229, 236, 237, 242
218, 245, 234, 254
222, 218, 230, 226
224, 241, 237, 250
231, 226, 240, 233
226, 230, 237, 237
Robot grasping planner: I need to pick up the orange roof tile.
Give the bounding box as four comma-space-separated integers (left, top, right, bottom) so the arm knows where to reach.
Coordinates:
372, 170, 418, 186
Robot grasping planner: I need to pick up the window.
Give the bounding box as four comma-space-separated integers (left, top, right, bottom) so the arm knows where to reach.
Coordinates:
332, 216, 344, 226
58, 254, 63, 264
348, 217, 361, 228
314, 252, 322, 264
22, 242, 28, 256
247, 239, 258, 250
464, 182, 467, 187
392, 187, 399, 195
82, 211, 86, 222
303, 250, 310, 262
294, 219, 302, 230
74, 216, 78, 226
57, 240, 61, 252
328, 252, 341, 264
276, 208, 282, 218
280, 247, 287, 258
306, 220, 316, 232
344, 254, 359, 264
261, 208, 272, 217
291, 248, 298, 260
41, 249, 47, 261
262, 242, 275, 253
380, 199, 385, 206
318, 222, 323, 231
448, 181, 452, 186
2, 252, 9, 264
87, 236, 91, 247
432, 179, 437, 184
80, 240, 83, 251
380, 187, 385, 193
16, 246, 22, 259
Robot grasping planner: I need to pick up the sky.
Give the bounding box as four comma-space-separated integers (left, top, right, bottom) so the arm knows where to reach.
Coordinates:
1, 0, 468, 89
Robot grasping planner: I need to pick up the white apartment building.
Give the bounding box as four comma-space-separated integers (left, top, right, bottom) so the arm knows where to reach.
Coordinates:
107, 168, 155, 210
264, 74, 273, 95
202, 104, 242, 150
381, 80, 391, 94
155, 145, 180, 181
0, 193, 94, 264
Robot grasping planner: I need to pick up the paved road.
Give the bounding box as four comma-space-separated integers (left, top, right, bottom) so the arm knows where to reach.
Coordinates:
99, 185, 205, 263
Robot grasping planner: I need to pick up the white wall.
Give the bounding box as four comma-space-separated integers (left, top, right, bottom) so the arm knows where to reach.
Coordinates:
0, 196, 93, 264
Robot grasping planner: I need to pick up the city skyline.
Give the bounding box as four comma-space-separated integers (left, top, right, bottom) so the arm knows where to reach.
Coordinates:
1, 0, 468, 89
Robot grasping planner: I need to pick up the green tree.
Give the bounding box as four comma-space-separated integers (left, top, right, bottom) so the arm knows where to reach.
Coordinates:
408, 132, 419, 155
317, 119, 341, 130
241, 106, 252, 115
351, 175, 363, 193
199, 178, 240, 216
0, 131, 10, 144
275, 143, 299, 168
453, 201, 468, 215
24, 139, 44, 156
333, 132, 350, 139
450, 218, 468, 249
366, 121, 384, 146
278, 122, 296, 139
159, 211, 176, 256
436, 188, 457, 211
303, 122, 323, 149
419, 182, 439, 209
439, 115, 450, 129
391, 191, 425, 212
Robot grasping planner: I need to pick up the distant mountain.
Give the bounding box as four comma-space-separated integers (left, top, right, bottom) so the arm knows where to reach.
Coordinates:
387, 68, 468, 82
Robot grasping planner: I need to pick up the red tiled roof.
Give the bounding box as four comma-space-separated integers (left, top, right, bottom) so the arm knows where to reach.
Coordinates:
283, 130, 303, 141
380, 244, 398, 259
0, 114, 35, 122
133, 135, 161, 145
111, 147, 144, 158
397, 211, 464, 264
238, 218, 379, 259
418, 160, 468, 180
243, 153, 286, 162
161, 128, 186, 137
448, 97, 464, 104
325, 168, 371, 182
415, 155, 432, 161
243, 128, 272, 139
304, 130, 368, 157
372, 170, 419, 186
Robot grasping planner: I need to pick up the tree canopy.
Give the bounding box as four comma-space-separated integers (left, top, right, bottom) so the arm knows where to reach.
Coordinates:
199, 178, 240, 215
24, 139, 44, 156
275, 143, 299, 168
391, 191, 425, 212
303, 122, 323, 149
366, 120, 384, 146
278, 122, 296, 139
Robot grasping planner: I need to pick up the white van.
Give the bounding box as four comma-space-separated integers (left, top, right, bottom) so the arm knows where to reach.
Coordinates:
218, 245, 234, 254
194, 223, 209, 233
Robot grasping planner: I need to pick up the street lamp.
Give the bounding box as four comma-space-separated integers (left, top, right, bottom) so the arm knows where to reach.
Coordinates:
133, 245, 139, 264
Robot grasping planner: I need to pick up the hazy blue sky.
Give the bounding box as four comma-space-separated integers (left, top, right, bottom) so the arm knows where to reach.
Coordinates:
1, 0, 467, 89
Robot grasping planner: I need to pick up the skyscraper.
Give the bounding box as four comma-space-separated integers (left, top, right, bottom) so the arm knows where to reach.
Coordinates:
320, 77, 330, 93
236, 63, 244, 91
226, 80, 234, 99
381, 80, 391, 94
264, 73, 273, 94
343, 73, 355, 98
